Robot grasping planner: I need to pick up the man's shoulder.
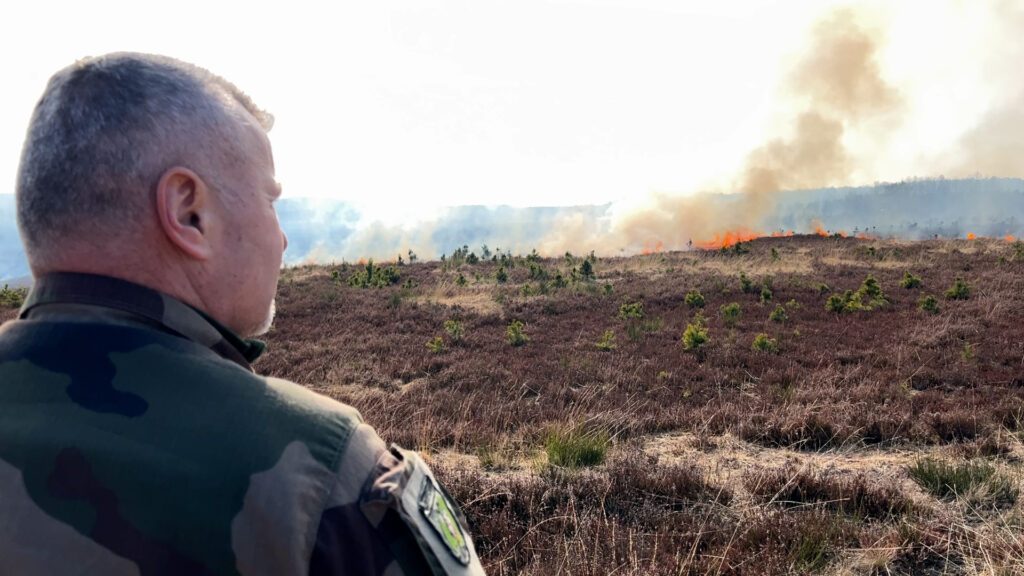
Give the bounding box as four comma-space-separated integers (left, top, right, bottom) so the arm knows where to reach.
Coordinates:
0, 316, 365, 458
0, 317, 376, 575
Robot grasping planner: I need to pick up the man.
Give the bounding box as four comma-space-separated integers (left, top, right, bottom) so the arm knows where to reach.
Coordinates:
0, 53, 484, 575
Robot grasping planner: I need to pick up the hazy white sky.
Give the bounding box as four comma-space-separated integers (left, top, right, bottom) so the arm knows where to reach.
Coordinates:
1, 1, 1018, 217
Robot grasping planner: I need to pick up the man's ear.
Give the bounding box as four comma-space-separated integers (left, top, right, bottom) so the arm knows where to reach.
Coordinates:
155, 167, 215, 260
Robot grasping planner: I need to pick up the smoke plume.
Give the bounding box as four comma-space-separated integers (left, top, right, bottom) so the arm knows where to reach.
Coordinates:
578, 7, 903, 253
268, 4, 1022, 265
952, 4, 1024, 179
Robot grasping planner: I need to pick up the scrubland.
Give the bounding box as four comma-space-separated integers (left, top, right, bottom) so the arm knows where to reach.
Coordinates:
258, 236, 1024, 575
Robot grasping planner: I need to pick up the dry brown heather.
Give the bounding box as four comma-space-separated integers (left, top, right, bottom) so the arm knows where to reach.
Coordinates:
259, 235, 1024, 575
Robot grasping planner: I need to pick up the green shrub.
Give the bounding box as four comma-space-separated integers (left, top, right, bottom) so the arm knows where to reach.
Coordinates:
595, 329, 617, 351
908, 458, 1018, 507
425, 336, 444, 354
824, 275, 888, 313
945, 277, 971, 300
815, 282, 831, 295
752, 333, 779, 353
455, 273, 467, 287
740, 272, 755, 294
545, 427, 609, 468
918, 294, 940, 314
348, 259, 401, 288
825, 294, 846, 313
495, 266, 508, 283
603, 283, 613, 296
770, 247, 780, 261
858, 275, 886, 305
684, 289, 705, 308
900, 271, 922, 289
506, 320, 528, 346
720, 302, 741, 327
681, 312, 709, 351
843, 289, 865, 311
769, 304, 788, 323
0, 285, 27, 309
579, 259, 595, 280
443, 319, 464, 343
961, 342, 975, 362
760, 285, 773, 303
618, 301, 644, 320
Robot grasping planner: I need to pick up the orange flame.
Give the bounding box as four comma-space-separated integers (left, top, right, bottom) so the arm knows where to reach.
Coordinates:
1006, 235, 1017, 243
641, 240, 665, 255
811, 219, 828, 237
966, 232, 977, 240
356, 258, 367, 265
696, 228, 762, 250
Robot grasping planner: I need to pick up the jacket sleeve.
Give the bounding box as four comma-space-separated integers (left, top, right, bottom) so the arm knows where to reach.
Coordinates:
307, 424, 485, 576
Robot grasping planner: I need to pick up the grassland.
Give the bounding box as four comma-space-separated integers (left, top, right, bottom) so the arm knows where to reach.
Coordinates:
261, 236, 1023, 574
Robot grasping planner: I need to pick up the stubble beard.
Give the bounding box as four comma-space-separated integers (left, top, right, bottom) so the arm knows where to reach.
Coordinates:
248, 298, 276, 338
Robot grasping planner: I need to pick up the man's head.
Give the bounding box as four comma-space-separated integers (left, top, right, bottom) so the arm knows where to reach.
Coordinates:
16, 52, 287, 337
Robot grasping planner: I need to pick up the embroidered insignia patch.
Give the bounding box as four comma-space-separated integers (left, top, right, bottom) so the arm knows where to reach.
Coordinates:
418, 477, 471, 565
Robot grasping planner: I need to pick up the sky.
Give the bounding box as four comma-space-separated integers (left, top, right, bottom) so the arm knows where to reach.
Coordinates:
1, 1, 1021, 225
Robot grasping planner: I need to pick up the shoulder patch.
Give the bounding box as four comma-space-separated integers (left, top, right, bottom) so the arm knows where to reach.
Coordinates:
388, 446, 485, 575
418, 475, 470, 565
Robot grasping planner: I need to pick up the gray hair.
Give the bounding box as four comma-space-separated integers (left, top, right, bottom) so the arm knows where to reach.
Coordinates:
16, 52, 272, 258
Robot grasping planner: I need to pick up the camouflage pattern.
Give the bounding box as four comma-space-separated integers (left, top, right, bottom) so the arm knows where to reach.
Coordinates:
0, 272, 484, 575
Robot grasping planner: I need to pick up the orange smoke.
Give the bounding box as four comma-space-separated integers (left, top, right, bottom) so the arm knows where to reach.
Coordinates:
966, 232, 977, 240
696, 228, 762, 250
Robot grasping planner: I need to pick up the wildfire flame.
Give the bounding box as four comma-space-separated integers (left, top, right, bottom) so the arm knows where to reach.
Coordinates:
966, 232, 977, 240
691, 221, 871, 251
1007, 235, 1017, 243
811, 219, 829, 237
641, 240, 665, 255
696, 229, 762, 250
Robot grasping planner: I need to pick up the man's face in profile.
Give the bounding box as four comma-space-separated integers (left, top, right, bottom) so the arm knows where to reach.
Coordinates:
211, 114, 288, 338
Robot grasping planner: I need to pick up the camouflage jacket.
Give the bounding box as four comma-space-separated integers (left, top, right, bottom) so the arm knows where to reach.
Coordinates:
0, 272, 484, 575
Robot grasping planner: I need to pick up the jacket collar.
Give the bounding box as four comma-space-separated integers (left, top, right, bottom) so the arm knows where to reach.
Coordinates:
20, 272, 266, 371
